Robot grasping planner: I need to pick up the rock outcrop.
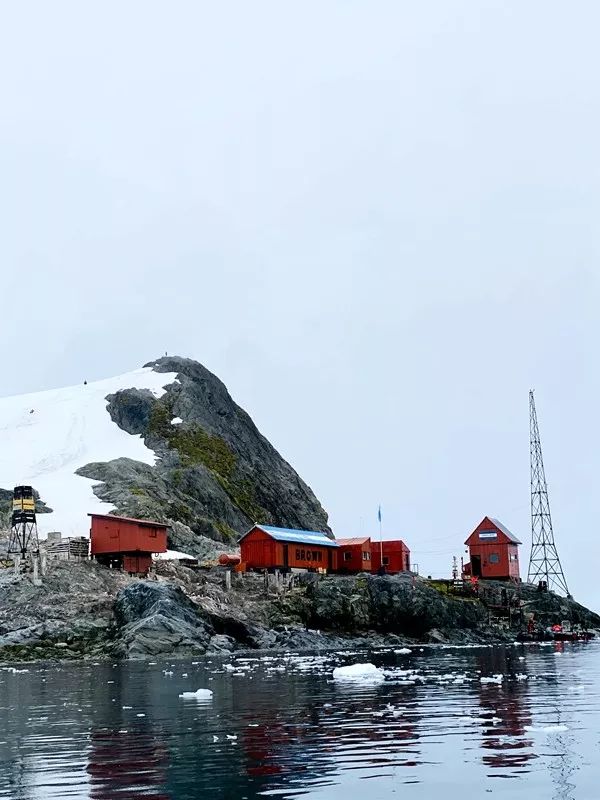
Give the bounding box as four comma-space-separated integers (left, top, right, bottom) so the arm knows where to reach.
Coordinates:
112, 581, 213, 657
77, 356, 330, 556
1, 560, 597, 663
302, 574, 488, 638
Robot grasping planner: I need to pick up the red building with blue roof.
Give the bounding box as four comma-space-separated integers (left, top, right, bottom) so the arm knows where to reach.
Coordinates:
239, 524, 339, 572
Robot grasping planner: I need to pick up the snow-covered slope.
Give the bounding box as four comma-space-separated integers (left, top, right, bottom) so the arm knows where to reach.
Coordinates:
0, 367, 176, 538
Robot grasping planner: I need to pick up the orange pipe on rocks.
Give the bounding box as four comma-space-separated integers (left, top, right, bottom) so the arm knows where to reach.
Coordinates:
218, 553, 241, 566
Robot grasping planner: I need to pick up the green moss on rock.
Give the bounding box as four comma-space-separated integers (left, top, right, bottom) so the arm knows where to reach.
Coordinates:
149, 401, 236, 478
215, 520, 238, 543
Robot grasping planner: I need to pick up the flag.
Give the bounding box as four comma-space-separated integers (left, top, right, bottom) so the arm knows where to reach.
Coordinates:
377, 505, 382, 523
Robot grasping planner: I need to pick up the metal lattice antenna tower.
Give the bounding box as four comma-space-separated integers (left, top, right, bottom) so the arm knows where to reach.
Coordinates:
528, 391, 570, 596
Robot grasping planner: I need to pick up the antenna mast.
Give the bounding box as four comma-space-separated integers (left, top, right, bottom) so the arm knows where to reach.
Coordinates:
528, 391, 570, 596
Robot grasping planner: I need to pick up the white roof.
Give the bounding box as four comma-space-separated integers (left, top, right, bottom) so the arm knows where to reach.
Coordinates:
153, 549, 197, 561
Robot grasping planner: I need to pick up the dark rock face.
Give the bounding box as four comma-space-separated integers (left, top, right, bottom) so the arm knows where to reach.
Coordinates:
302, 574, 489, 638
78, 356, 330, 556
0, 560, 597, 663
112, 581, 214, 657
105, 388, 155, 435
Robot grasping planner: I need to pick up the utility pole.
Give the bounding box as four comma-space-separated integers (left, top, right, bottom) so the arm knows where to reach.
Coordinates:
528, 391, 570, 596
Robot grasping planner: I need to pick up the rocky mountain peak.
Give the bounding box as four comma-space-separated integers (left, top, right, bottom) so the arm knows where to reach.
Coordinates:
77, 356, 330, 555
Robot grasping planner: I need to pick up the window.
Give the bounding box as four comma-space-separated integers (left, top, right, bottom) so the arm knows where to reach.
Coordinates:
149, 529, 157, 538
382, 556, 389, 566
489, 553, 500, 564
362, 551, 371, 561
344, 551, 352, 562
510, 554, 518, 561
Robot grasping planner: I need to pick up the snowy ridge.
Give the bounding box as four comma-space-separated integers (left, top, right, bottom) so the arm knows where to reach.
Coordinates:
0, 367, 177, 537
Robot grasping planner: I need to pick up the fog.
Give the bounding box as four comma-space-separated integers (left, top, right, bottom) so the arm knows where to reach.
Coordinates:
1, 2, 599, 606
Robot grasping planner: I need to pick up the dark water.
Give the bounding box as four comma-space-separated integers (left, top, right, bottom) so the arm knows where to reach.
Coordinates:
0, 642, 598, 799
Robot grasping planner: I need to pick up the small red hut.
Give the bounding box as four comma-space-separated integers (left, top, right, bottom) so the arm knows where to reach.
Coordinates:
337, 537, 372, 572
371, 540, 411, 574
239, 525, 339, 572
89, 513, 168, 576
464, 516, 521, 581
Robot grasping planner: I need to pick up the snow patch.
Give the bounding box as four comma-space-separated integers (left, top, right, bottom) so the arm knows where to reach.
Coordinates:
171, 417, 183, 425
394, 648, 412, 655
0, 367, 177, 537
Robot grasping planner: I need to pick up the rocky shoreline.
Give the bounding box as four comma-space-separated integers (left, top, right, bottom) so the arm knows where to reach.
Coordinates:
0, 560, 598, 663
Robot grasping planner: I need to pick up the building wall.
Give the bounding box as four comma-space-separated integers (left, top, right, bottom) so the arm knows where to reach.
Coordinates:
240, 529, 336, 571
466, 519, 520, 580
338, 543, 372, 572
372, 541, 411, 573
90, 517, 167, 555
123, 554, 153, 575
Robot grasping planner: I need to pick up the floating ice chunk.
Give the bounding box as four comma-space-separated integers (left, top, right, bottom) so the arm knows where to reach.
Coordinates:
226, 734, 238, 740
179, 689, 214, 700
122, 706, 133, 710
515, 674, 528, 681
524, 724, 569, 733
323, 703, 332, 708
480, 675, 504, 684
163, 670, 173, 676
136, 713, 146, 717
222, 664, 236, 672
332, 663, 385, 684
394, 648, 412, 655
212, 735, 219, 742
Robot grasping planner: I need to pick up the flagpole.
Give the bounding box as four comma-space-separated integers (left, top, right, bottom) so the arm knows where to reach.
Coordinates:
378, 505, 383, 568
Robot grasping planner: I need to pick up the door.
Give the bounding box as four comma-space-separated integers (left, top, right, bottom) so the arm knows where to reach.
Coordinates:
471, 554, 482, 577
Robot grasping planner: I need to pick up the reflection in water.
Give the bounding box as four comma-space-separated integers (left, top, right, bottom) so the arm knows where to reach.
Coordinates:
88, 730, 169, 800
0, 643, 597, 799
475, 647, 536, 772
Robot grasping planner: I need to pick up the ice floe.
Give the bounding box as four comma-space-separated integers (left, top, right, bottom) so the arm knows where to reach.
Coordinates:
332, 663, 385, 684
480, 674, 503, 684
524, 724, 569, 733
179, 688, 214, 700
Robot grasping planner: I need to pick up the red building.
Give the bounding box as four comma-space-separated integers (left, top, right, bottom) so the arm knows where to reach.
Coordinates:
239, 525, 339, 572
371, 540, 411, 574
464, 517, 521, 581
337, 537, 372, 572
89, 513, 168, 576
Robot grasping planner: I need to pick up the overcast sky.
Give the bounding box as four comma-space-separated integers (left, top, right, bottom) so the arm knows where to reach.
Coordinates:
1, 2, 599, 607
